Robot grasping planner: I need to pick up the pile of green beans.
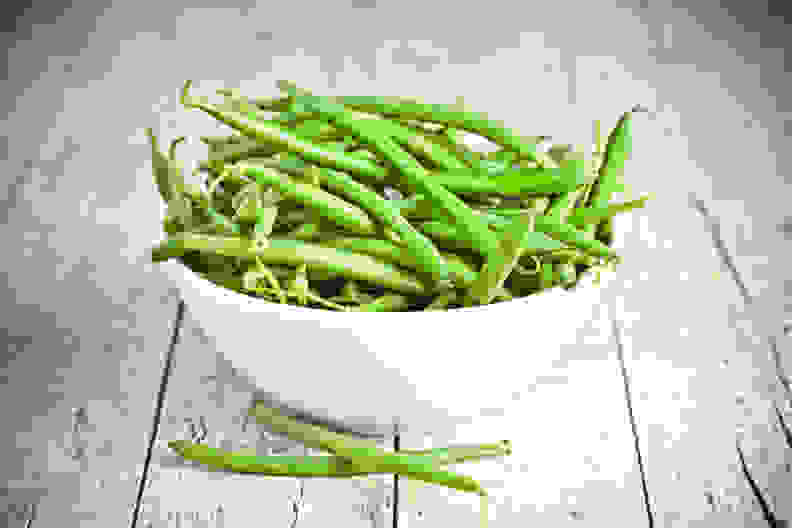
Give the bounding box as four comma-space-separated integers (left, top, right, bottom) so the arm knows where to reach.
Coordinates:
147, 80, 650, 311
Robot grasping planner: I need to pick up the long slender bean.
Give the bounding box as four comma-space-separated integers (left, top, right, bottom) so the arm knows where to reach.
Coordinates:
326, 95, 545, 166
286, 90, 499, 263
236, 159, 452, 289
167, 439, 510, 477
464, 213, 538, 306
564, 193, 653, 228
228, 163, 377, 237
424, 163, 582, 196
315, 236, 479, 288
247, 403, 490, 496
153, 233, 429, 295
181, 80, 391, 185
583, 106, 645, 239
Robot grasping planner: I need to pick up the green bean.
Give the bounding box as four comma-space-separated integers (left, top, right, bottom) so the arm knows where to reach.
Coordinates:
248, 284, 350, 311
541, 249, 599, 267
554, 261, 577, 286
228, 163, 377, 237
349, 293, 411, 312
167, 440, 510, 477
151, 233, 428, 295
243, 256, 285, 303
583, 106, 645, 239
204, 137, 283, 166
596, 216, 615, 246
284, 221, 323, 241
461, 212, 619, 260
327, 280, 375, 305
419, 218, 566, 256
216, 87, 292, 112
248, 403, 489, 496
315, 236, 479, 288
532, 214, 620, 261
200, 134, 247, 146
564, 193, 653, 228
181, 80, 390, 185
515, 196, 551, 216
238, 159, 451, 289
327, 95, 546, 166
438, 127, 486, 168
424, 163, 583, 197
145, 128, 195, 204
372, 120, 469, 171
464, 213, 538, 306
286, 91, 499, 263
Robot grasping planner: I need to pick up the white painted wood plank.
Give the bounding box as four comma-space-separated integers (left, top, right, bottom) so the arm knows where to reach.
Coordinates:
601, 192, 774, 527
382, 304, 647, 527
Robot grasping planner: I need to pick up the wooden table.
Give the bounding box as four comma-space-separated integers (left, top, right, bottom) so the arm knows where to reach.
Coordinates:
2, 3, 791, 524
7, 191, 783, 528
123, 194, 790, 528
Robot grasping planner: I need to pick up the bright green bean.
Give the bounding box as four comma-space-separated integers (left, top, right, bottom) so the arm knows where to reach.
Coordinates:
286, 90, 499, 263
167, 440, 510, 477
247, 403, 489, 496
546, 186, 587, 224
238, 158, 452, 289
151, 233, 429, 295
418, 218, 566, 255
315, 236, 479, 288
532, 215, 620, 261
464, 213, 538, 306
181, 80, 390, 185
583, 106, 644, 239
565, 193, 653, 228
457, 212, 619, 260
378, 121, 469, 171
228, 163, 378, 237
329, 95, 545, 165
146, 128, 198, 205
423, 164, 582, 197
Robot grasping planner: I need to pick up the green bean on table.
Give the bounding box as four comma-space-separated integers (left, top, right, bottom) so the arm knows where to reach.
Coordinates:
245, 403, 495, 496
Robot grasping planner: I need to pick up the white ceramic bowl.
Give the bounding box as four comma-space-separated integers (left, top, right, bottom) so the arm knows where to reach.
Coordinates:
160, 212, 623, 440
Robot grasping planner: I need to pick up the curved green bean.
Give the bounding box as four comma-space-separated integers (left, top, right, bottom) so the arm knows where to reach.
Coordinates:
151, 233, 428, 295
286, 90, 499, 263
180, 80, 390, 185
425, 163, 583, 196
418, 219, 566, 255
464, 213, 538, 306
583, 106, 645, 239
236, 159, 452, 289
328, 95, 545, 166
168, 439, 510, 477
228, 163, 378, 237
248, 403, 488, 496
565, 193, 653, 228
315, 236, 479, 288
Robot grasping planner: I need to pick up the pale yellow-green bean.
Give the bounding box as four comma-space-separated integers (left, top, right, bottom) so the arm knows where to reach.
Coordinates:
151, 233, 429, 295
